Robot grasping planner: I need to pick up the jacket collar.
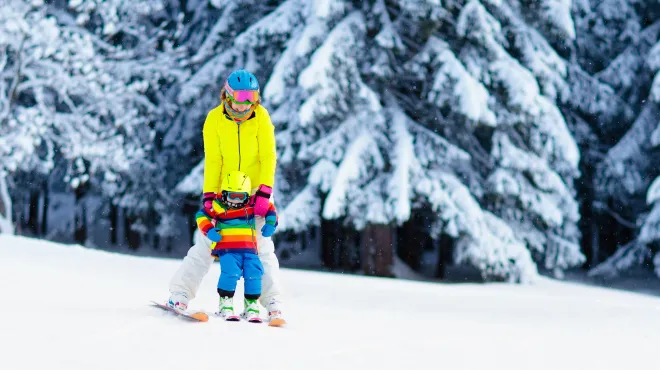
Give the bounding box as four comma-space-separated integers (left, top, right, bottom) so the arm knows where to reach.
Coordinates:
223, 105, 257, 122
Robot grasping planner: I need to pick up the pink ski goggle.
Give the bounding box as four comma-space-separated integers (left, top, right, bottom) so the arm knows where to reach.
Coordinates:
225, 83, 259, 104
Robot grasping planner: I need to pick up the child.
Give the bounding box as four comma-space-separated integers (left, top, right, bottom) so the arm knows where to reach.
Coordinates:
195, 171, 278, 322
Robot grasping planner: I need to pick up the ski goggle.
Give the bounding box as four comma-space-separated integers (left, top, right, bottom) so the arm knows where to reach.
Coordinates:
225, 84, 259, 104
226, 192, 248, 201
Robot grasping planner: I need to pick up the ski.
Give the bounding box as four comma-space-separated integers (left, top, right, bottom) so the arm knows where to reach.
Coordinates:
213, 311, 281, 325
150, 301, 209, 322
268, 317, 286, 327
213, 311, 256, 323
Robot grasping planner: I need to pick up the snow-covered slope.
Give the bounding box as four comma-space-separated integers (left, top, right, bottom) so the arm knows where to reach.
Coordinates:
0, 234, 658, 370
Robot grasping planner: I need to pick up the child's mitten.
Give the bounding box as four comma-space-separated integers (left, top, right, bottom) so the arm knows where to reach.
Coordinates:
261, 223, 276, 237
207, 228, 222, 242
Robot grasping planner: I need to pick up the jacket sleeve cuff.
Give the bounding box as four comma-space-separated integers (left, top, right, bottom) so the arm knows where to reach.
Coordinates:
256, 184, 272, 198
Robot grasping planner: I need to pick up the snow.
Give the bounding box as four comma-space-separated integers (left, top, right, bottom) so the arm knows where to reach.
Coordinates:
175, 160, 204, 195
178, 49, 236, 104
411, 37, 496, 126
588, 241, 650, 279
638, 176, 660, 246
508, 15, 569, 100
597, 103, 658, 196
322, 132, 384, 221
387, 107, 415, 224
263, 35, 300, 106
647, 176, 660, 205
234, 0, 302, 48
487, 58, 580, 171
209, 0, 229, 8
646, 41, 660, 71
374, 0, 404, 51
298, 11, 365, 94
308, 159, 338, 193
3, 234, 658, 369
652, 72, 660, 103
490, 58, 541, 115
640, 203, 660, 245
541, 0, 576, 40
189, 3, 238, 64
491, 133, 578, 225
313, 0, 346, 20
278, 185, 321, 233
457, 0, 508, 59
651, 123, 660, 147
0, 172, 12, 234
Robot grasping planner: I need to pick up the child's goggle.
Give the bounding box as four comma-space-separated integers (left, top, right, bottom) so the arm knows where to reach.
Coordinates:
225, 84, 259, 104
226, 192, 248, 201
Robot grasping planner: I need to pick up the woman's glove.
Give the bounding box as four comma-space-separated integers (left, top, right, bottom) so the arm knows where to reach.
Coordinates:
206, 228, 222, 242
253, 184, 272, 217
261, 223, 276, 238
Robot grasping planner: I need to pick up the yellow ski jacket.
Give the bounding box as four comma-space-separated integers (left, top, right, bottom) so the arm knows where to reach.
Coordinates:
202, 104, 277, 195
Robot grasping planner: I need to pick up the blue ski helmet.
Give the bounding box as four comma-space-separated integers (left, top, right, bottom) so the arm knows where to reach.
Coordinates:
226, 69, 259, 91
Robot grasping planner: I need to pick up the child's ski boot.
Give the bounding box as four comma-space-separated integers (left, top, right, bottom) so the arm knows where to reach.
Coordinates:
242, 298, 263, 323
217, 296, 240, 321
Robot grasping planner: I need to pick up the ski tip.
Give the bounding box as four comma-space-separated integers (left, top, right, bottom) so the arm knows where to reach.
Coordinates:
268, 318, 287, 327
189, 312, 209, 322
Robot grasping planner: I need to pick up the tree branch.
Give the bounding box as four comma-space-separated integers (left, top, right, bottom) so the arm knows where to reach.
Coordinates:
1, 34, 27, 127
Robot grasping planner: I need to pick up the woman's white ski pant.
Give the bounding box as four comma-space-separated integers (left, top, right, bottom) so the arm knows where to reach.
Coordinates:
168, 214, 283, 307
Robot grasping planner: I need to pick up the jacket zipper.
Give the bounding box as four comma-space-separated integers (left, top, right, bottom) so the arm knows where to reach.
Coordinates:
237, 123, 241, 171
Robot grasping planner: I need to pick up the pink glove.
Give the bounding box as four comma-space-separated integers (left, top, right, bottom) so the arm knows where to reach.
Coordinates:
252, 184, 272, 217
202, 192, 216, 212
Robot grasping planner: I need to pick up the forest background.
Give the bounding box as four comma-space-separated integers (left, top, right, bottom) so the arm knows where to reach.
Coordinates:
3, 0, 660, 289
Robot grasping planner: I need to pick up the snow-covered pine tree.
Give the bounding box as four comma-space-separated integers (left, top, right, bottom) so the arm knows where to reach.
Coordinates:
257, 0, 541, 281
64, 0, 194, 249
588, 19, 660, 278
0, 1, 184, 244
12, 0, 660, 285
390, 0, 583, 278
281, 5, 395, 274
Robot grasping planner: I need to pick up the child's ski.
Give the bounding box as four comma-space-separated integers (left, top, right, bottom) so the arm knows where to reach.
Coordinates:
213, 311, 252, 322
150, 301, 209, 322
212, 311, 284, 325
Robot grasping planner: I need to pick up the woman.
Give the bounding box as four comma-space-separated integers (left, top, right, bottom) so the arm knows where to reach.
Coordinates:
167, 69, 285, 324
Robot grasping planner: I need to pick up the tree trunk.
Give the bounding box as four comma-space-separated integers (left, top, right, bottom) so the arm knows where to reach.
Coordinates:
124, 211, 141, 250
148, 205, 158, 250
27, 190, 39, 235
321, 218, 341, 268
578, 161, 597, 269
0, 173, 14, 234
182, 195, 198, 247
396, 212, 427, 271
340, 227, 359, 270
74, 186, 87, 244
435, 233, 454, 279
41, 180, 49, 236
590, 218, 600, 267
110, 202, 118, 245
361, 224, 394, 277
